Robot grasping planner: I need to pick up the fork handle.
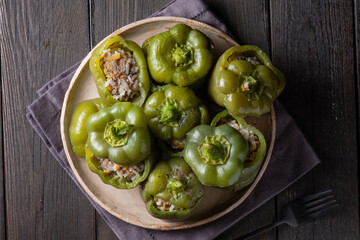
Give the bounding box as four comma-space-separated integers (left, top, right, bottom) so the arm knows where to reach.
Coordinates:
234, 220, 285, 240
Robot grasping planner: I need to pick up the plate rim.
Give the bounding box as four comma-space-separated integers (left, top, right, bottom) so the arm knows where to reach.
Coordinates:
60, 16, 276, 230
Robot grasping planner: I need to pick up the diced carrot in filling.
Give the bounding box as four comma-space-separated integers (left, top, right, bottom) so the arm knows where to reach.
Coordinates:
241, 81, 250, 92
100, 48, 140, 101
97, 157, 145, 182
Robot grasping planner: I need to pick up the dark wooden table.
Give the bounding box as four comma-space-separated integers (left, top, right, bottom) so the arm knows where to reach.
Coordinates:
0, 0, 359, 239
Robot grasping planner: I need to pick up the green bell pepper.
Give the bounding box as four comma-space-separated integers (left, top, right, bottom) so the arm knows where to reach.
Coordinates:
183, 125, 249, 187
150, 83, 176, 93
198, 99, 211, 125
86, 102, 151, 166
149, 84, 210, 157
144, 85, 209, 141
159, 100, 210, 157
145, 24, 214, 87
208, 45, 286, 117
141, 157, 204, 220
211, 110, 267, 191
69, 98, 111, 157
141, 35, 154, 57
89, 35, 150, 106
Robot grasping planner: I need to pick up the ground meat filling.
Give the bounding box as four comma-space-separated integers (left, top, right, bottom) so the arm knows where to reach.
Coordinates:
229, 53, 261, 66
168, 138, 186, 151
153, 170, 188, 212
220, 118, 260, 163
100, 48, 140, 101
154, 198, 177, 212
97, 157, 145, 182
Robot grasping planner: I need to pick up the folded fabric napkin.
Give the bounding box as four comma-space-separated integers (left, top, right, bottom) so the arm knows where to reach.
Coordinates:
27, 0, 320, 239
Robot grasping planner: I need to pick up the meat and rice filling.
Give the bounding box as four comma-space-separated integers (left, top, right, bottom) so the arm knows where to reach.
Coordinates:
97, 157, 145, 182
100, 48, 140, 101
229, 54, 261, 66
154, 198, 178, 212
220, 118, 260, 162
168, 138, 186, 151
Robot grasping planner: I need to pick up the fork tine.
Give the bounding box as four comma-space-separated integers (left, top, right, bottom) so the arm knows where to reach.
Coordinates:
303, 200, 337, 215
302, 195, 335, 210
298, 190, 333, 204
304, 203, 339, 219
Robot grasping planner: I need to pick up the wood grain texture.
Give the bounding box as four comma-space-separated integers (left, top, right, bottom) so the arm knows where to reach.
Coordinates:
271, 0, 359, 239
92, 0, 170, 45
0, 49, 5, 240
354, 0, 360, 235
0, 0, 95, 239
355, 0, 360, 222
95, 214, 117, 240
206, 0, 271, 51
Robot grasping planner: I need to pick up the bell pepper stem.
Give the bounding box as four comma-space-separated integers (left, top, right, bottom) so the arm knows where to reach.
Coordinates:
197, 135, 231, 166
157, 98, 184, 127
171, 43, 194, 67
104, 119, 133, 147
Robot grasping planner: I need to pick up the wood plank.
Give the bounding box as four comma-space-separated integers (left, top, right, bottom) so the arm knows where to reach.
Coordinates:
354, 0, 360, 236
91, 1, 171, 238
0, 0, 96, 239
270, 0, 359, 239
206, 1, 276, 239
206, 0, 271, 50
92, 0, 170, 45
0, 50, 5, 240
95, 214, 117, 240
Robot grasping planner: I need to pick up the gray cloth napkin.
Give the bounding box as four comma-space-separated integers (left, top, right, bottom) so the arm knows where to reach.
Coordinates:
27, 0, 320, 239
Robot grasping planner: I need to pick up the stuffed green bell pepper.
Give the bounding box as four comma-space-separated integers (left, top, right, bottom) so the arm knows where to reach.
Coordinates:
86, 102, 151, 166
89, 35, 150, 106
156, 99, 209, 158
69, 98, 111, 157
211, 110, 267, 191
208, 45, 285, 117
145, 24, 214, 87
144, 85, 209, 155
141, 157, 204, 220
86, 146, 154, 189
183, 125, 249, 187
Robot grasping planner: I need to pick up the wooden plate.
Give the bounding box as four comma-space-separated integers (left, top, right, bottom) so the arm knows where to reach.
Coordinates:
60, 16, 275, 230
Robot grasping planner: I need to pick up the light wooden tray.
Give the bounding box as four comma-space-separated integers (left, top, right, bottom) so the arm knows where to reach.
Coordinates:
60, 16, 275, 230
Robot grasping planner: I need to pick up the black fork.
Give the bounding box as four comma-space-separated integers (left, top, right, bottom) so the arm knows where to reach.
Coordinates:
235, 190, 338, 240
